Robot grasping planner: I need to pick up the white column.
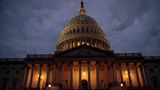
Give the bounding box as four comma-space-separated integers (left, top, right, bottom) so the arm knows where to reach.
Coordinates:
126, 63, 133, 88
134, 63, 140, 87
24, 66, 30, 88
79, 62, 82, 89
70, 62, 73, 89
88, 62, 91, 89
113, 63, 116, 82
37, 64, 43, 90
61, 63, 65, 89
139, 64, 146, 87
29, 64, 34, 88
143, 65, 150, 87
96, 62, 100, 89
54, 64, 57, 81
105, 63, 108, 89
119, 63, 123, 83
71, 41, 73, 48
19, 66, 26, 89
46, 64, 51, 86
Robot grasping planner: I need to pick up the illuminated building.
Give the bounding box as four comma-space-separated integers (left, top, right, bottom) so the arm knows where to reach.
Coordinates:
0, 1, 160, 90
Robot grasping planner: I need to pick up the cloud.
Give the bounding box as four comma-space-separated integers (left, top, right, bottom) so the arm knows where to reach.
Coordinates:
0, 0, 160, 58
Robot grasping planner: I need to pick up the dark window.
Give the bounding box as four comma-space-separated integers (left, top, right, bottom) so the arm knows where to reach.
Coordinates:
16, 70, 20, 74
6, 70, 10, 74
81, 27, 84, 32
152, 76, 158, 88
73, 29, 75, 33
2, 78, 9, 89
149, 68, 154, 73
77, 28, 79, 33
12, 79, 18, 89
66, 31, 69, 34
86, 27, 89, 32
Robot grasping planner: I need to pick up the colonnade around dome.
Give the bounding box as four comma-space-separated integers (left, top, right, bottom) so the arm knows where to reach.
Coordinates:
57, 38, 109, 51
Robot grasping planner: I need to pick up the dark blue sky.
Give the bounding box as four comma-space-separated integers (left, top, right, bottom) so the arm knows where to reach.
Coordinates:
0, 0, 160, 58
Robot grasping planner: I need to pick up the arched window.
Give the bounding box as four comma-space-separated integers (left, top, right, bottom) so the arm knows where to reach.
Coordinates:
86, 27, 89, 32
73, 29, 75, 33
2, 78, 9, 89
12, 79, 18, 89
149, 68, 154, 73
6, 70, 10, 75
77, 28, 80, 33
81, 27, 84, 32
15, 70, 20, 75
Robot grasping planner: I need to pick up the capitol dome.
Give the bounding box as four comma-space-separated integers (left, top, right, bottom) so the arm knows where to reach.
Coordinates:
56, 1, 110, 51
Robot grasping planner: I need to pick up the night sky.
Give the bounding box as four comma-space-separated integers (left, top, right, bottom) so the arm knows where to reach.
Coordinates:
0, 0, 160, 58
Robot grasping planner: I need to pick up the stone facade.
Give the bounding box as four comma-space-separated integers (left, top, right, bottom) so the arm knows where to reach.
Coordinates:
0, 45, 160, 90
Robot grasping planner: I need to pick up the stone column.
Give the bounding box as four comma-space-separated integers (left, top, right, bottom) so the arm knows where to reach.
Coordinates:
105, 63, 108, 89
139, 64, 146, 87
119, 63, 123, 83
96, 62, 100, 89
46, 64, 51, 86
126, 63, 133, 88
61, 63, 65, 89
70, 62, 73, 89
134, 63, 140, 87
79, 62, 82, 89
37, 64, 43, 90
54, 64, 57, 81
19, 66, 26, 89
71, 41, 73, 48
29, 64, 34, 88
87, 62, 91, 89
143, 65, 151, 88
113, 63, 116, 82
67, 41, 70, 50
24, 66, 30, 88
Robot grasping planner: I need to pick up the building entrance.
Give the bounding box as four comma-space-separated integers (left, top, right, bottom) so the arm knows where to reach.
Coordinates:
81, 79, 88, 89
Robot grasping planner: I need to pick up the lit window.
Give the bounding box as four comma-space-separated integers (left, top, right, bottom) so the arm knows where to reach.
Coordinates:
82, 42, 85, 45
83, 72, 86, 75
77, 42, 80, 46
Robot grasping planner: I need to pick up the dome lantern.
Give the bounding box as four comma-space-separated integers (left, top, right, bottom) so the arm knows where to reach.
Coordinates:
79, 0, 86, 15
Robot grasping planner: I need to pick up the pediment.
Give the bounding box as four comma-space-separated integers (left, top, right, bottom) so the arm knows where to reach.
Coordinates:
55, 45, 112, 57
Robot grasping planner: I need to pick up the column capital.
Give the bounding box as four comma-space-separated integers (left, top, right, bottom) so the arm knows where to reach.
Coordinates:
87, 61, 90, 64
47, 64, 51, 67
39, 64, 43, 67
140, 63, 144, 65
61, 62, 65, 65
53, 63, 58, 66
31, 64, 35, 67
144, 65, 148, 68
133, 63, 138, 66
69, 62, 73, 65
118, 63, 122, 66
104, 61, 108, 64
61, 63, 65, 66
26, 66, 30, 70
126, 63, 130, 66
96, 61, 100, 64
